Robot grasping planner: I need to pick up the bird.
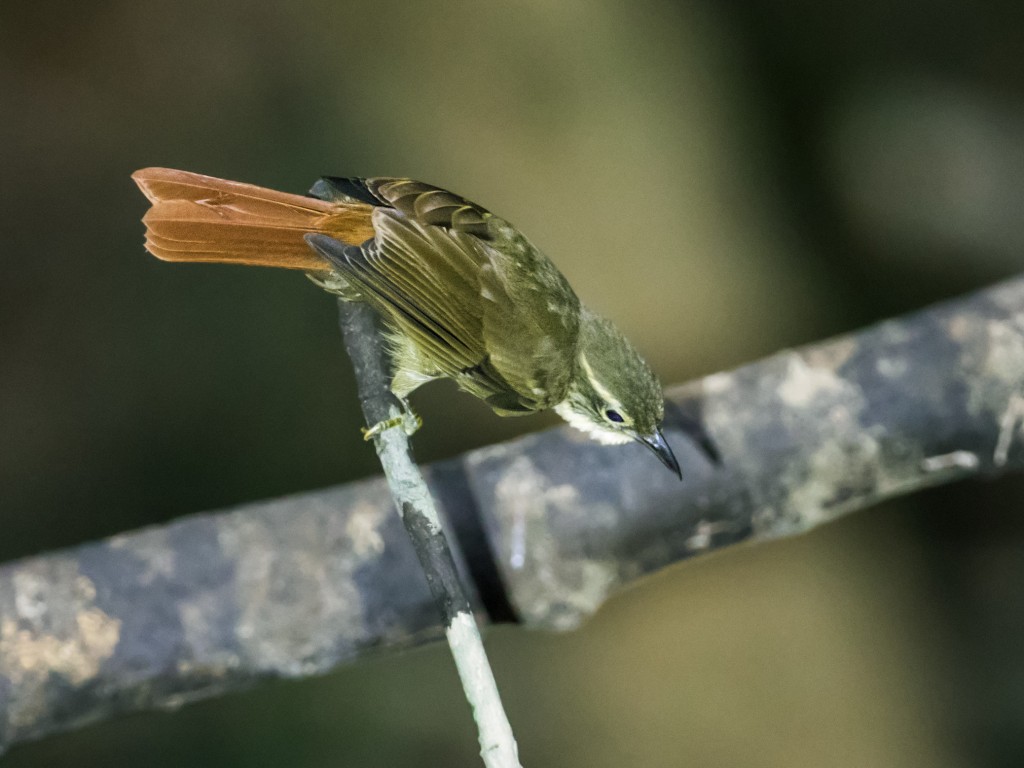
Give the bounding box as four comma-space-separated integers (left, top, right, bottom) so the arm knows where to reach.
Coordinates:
132, 167, 682, 478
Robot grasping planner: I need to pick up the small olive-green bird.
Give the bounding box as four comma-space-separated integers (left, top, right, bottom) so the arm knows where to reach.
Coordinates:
133, 168, 681, 477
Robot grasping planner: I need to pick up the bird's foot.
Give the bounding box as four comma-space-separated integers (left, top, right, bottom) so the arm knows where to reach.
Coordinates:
361, 402, 421, 441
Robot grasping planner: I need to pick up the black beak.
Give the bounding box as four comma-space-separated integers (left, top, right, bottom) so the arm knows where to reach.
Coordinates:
639, 428, 682, 480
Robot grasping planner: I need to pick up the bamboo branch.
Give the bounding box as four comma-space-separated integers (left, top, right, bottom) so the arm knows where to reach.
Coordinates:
2, 274, 1024, 752
335, 297, 521, 768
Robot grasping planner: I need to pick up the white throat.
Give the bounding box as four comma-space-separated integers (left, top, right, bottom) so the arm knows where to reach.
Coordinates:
554, 401, 633, 445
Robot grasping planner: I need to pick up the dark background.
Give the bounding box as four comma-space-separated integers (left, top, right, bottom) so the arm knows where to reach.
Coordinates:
2, 1, 1023, 765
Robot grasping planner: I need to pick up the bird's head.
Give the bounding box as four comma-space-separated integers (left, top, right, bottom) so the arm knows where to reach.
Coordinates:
554, 309, 680, 478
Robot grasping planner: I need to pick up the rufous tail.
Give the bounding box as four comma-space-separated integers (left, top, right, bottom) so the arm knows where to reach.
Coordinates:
131, 168, 376, 271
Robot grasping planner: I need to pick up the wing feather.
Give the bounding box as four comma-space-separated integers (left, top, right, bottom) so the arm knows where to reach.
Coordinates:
357, 211, 485, 372
306, 231, 481, 376
310, 180, 582, 411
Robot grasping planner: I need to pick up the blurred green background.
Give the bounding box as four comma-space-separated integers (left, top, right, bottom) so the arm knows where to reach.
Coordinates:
2, 0, 1023, 765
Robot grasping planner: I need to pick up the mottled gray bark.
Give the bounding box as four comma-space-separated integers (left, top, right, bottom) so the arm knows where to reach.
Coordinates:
2, 275, 1024, 753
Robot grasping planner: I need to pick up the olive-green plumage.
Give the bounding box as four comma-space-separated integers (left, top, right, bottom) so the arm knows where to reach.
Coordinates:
304, 177, 680, 477
132, 168, 680, 477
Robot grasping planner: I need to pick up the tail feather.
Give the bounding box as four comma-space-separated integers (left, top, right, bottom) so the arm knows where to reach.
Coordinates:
132, 168, 376, 271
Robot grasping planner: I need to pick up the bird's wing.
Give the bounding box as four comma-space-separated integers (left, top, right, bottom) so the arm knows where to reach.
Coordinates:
134, 170, 583, 410
308, 209, 490, 383
309, 178, 581, 411
312, 177, 492, 239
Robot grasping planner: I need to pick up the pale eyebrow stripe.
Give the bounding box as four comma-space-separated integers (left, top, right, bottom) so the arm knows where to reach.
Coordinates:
579, 354, 628, 418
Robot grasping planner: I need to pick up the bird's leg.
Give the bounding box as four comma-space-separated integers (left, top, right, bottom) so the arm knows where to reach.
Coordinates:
362, 398, 421, 441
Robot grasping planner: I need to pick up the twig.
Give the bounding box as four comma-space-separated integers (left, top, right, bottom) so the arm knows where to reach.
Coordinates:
336, 298, 522, 768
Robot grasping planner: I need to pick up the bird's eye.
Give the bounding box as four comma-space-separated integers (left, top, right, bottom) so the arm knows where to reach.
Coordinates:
605, 409, 624, 423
